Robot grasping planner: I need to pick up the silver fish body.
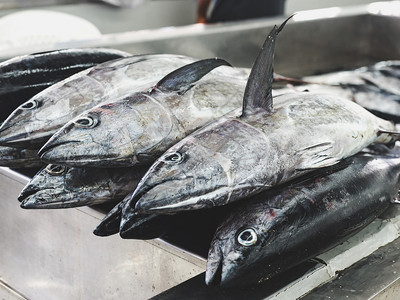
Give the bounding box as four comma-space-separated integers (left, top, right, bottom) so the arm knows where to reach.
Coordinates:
19, 164, 147, 209
304, 60, 400, 96
39, 59, 248, 167
206, 154, 400, 286
131, 92, 396, 214
0, 48, 130, 123
129, 18, 398, 215
286, 61, 400, 123
0, 54, 203, 149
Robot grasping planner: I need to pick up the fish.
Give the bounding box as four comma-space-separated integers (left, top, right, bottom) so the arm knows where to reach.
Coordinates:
128, 17, 399, 215
0, 145, 43, 169
38, 58, 248, 167
303, 60, 400, 96
0, 48, 130, 123
0, 54, 249, 149
205, 153, 400, 287
279, 62, 400, 123
18, 164, 148, 209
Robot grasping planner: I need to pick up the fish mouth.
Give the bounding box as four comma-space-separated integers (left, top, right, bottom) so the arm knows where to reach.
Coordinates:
205, 244, 223, 286
93, 209, 122, 237
0, 129, 53, 149
38, 140, 79, 160
20, 194, 86, 209
133, 180, 231, 214
119, 213, 169, 239
0, 131, 31, 148
18, 187, 40, 202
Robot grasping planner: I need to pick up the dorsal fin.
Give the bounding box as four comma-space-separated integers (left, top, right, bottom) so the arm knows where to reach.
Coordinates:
241, 16, 292, 118
151, 58, 231, 95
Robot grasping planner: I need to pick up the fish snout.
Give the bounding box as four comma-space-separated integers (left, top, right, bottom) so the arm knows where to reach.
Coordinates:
18, 184, 40, 202
205, 240, 224, 286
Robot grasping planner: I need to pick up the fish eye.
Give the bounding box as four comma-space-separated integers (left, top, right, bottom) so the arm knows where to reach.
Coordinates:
163, 152, 184, 163
45, 164, 67, 175
74, 115, 98, 128
237, 228, 258, 246
20, 99, 38, 110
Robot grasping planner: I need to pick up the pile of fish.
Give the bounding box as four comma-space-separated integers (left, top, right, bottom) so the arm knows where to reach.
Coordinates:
2, 16, 400, 288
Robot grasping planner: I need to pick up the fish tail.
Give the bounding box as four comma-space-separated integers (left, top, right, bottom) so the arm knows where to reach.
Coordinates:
376, 125, 400, 145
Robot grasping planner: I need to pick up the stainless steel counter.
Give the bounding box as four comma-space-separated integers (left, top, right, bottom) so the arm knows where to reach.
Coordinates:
0, 167, 206, 299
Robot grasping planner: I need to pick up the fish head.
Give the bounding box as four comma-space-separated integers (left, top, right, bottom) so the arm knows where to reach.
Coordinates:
205, 199, 287, 287
19, 164, 71, 208
38, 92, 182, 167
131, 130, 234, 214
19, 164, 135, 208
0, 73, 105, 149
132, 114, 271, 214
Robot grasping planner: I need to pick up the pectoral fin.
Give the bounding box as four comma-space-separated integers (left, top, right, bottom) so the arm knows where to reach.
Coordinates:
295, 142, 339, 170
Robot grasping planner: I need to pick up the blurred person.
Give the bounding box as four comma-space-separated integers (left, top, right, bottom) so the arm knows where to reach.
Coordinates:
197, 0, 286, 23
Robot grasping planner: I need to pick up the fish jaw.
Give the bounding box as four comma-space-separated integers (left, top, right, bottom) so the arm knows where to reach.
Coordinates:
93, 200, 124, 237
20, 188, 71, 209
0, 108, 50, 149
38, 108, 141, 167
206, 232, 248, 286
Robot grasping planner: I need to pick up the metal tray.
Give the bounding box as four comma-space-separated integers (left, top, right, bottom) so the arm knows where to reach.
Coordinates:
1, 2, 400, 299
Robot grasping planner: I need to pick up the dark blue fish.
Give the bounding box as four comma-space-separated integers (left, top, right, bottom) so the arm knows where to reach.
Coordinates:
206, 153, 400, 286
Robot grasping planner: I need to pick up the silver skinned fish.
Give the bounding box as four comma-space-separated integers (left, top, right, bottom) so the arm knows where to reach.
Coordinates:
38, 58, 247, 167
18, 164, 147, 209
0, 48, 130, 123
129, 18, 399, 215
279, 62, 400, 123
0, 54, 206, 149
205, 153, 400, 286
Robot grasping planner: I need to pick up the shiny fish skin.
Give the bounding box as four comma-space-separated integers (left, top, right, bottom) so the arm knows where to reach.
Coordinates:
131, 93, 396, 214
130, 19, 398, 214
286, 61, 400, 123
0, 145, 43, 168
93, 195, 127, 237
0, 48, 130, 123
278, 82, 400, 123
18, 164, 148, 209
0, 54, 203, 149
303, 60, 400, 96
39, 59, 247, 167
206, 154, 400, 286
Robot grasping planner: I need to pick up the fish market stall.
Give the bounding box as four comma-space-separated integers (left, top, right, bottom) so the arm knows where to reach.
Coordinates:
1, 2, 400, 299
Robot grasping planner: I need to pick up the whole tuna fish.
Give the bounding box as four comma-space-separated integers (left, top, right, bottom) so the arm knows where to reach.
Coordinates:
0, 54, 203, 149
0, 145, 43, 168
18, 164, 147, 209
128, 18, 399, 215
206, 153, 400, 287
38, 58, 247, 167
0, 48, 130, 123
